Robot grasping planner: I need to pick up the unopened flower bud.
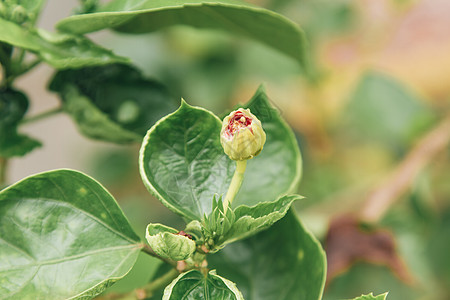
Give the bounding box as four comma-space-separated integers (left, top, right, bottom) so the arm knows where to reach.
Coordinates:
146, 223, 196, 261
0, 3, 7, 19
220, 108, 266, 161
11, 5, 27, 24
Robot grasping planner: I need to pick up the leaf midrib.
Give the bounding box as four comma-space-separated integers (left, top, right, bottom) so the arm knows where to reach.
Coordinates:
0, 244, 139, 272
15, 197, 139, 244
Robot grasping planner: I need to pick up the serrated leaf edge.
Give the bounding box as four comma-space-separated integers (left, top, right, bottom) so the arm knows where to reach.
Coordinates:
345, 292, 389, 300
211, 271, 244, 300
222, 194, 303, 245
162, 269, 193, 300
162, 269, 244, 300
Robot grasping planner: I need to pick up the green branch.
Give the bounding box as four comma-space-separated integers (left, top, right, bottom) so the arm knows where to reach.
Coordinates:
143, 268, 179, 297
21, 107, 63, 125
140, 243, 177, 268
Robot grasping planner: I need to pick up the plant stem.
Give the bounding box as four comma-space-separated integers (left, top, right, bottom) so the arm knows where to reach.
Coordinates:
143, 268, 179, 297
12, 58, 42, 78
361, 114, 450, 223
0, 157, 8, 188
20, 107, 63, 125
223, 160, 247, 210
97, 268, 179, 300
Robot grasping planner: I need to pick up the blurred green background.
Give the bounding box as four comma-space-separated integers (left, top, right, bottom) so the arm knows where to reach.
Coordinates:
10, 0, 450, 299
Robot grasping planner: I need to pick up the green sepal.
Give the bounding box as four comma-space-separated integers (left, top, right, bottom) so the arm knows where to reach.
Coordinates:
201, 195, 236, 251
146, 223, 196, 261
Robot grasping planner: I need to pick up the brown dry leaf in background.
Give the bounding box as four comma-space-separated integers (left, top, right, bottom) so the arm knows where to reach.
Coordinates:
325, 214, 414, 285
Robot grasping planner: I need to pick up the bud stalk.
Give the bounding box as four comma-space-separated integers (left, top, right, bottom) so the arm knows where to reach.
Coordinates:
220, 108, 266, 211
223, 160, 247, 211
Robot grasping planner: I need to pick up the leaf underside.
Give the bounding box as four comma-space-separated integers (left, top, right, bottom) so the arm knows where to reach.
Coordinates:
56, 0, 308, 67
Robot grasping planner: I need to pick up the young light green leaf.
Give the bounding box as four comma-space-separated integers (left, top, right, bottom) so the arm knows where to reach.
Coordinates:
0, 89, 40, 158
208, 210, 326, 300
223, 194, 303, 246
139, 86, 301, 220
346, 292, 389, 300
204, 194, 303, 250
0, 18, 128, 69
56, 0, 308, 67
163, 269, 244, 300
0, 169, 142, 299
50, 64, 178, 143
146, 223, 196, 261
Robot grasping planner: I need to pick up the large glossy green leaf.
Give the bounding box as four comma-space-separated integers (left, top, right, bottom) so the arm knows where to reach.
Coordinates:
0, 89, 40, 158
163, 269, 243, 300
208, 210, 326, 300
139, 86, 301, 220
0, 18, 128, 69
50, 64, 178, 143
56, 0, 308, 67
0, 169, 142, 299
140, 100, 233, 220
347, 293, 388, 300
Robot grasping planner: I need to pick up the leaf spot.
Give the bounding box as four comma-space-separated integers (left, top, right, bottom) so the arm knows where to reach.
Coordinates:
297, 249, 304, 261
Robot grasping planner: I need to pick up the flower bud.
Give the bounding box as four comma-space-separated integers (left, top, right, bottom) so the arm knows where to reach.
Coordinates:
0, 3, 7, 19
146, 223, 196, 261
11, 5, 27, 24
220, 108, 266, 161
